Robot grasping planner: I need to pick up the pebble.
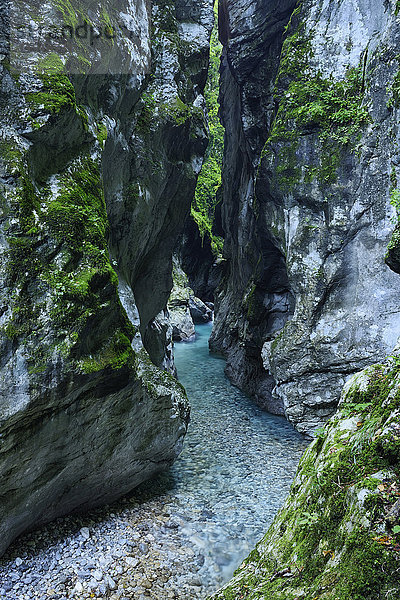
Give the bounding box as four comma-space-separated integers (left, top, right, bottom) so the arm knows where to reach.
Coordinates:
138, 543, 149, 554
106, 576, 117, 590
80, 528, 90, 540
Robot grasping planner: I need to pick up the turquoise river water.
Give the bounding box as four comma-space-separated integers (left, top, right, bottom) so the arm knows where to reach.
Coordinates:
165, 323, 308, 590
0, 322, 308, 600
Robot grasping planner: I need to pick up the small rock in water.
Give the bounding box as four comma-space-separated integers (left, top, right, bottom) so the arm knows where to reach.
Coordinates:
139, 543, 149, 554
80, 527, 90, 540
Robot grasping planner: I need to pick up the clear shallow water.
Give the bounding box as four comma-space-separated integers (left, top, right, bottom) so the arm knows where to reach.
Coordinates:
166, 322, 308, 584
0, 323, 308, 600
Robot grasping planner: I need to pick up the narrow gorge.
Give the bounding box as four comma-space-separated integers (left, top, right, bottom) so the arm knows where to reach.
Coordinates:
1, 0, 400, 599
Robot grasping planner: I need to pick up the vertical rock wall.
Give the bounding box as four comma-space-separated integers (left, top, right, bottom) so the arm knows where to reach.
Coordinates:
211, 0, 400, 435
0, 0, 213, 555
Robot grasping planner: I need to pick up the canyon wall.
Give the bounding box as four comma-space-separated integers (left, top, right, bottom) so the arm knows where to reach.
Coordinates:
0, 0, 213, 555
211, 0, 400, 435
209, 1, 400, 597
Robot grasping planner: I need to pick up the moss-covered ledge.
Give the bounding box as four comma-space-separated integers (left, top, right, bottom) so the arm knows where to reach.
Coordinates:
208, 355, 400, 600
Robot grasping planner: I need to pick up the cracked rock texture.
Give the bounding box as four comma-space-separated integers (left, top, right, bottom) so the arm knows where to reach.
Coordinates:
168, 258, 196, 342
211, 0, 400, 435
0, 0, 213, 555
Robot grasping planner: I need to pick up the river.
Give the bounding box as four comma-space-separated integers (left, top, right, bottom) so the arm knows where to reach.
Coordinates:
167, 323, 308, 590
0, 323, 307, 600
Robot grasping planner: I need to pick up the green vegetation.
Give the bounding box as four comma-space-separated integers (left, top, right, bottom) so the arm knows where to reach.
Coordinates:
161, 97, 203, 128
3, 154, 134, 376
53, 0, 79, 28
26, 72, 76, 114
77, 330, 134, 373
136, 92, 156, 132
387, 57, 400, 109
96, 122, 108, 147
385, 189, 400, 270
390, 188, 400, 220
36, 53, 65, 75
261, 7, 370, 189
191, 6, 224, 255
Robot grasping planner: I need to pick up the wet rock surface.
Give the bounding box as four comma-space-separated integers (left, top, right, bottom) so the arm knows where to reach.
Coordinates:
168, 259, 196, 342
0, 0, 212, 553
188, 296, 212, 324
211, 0, 400, 435
0, 324, 307, 599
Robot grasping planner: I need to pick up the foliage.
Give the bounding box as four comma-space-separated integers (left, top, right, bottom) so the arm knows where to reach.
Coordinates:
261, 7, 370, 189
26, 72, 76, 114
385, 180, 400, 267
3, 154, 134, 375
192, 6, 224, 255
389, 188, 400, 221
387, 68, 400, 109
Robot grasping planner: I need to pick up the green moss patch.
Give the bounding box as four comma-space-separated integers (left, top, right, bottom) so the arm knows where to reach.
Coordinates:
260, 7, 370, 189
26, 73, 76, 115
2, 154, 134, 376
191, 4, 224, 256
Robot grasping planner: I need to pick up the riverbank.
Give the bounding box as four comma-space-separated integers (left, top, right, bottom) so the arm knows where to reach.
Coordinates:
0, 324, 307, 599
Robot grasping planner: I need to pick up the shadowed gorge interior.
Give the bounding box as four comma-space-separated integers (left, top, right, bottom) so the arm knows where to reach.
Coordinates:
1, 0, 400, 599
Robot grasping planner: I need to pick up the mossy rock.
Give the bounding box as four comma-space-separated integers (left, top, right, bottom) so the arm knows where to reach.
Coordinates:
386, 224, 400, 274
258, 6, 370, 192
208, 357, 400, 600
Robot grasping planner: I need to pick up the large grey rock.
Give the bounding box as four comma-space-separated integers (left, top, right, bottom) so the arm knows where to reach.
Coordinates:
168, 259, 196, 342
211, 0, 400, 434
0, 0, 213, 556
177, 214, 223, 302
189, 296, 212, 324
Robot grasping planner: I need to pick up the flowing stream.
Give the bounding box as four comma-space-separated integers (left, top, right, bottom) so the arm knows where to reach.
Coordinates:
0, 323, 308, 600
166, 323, 308, 587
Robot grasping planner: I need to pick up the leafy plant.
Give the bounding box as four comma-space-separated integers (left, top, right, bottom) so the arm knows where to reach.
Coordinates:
192, 5, 224, 255
298, 511, 319, 526
389, 188, 400, 223
393, 525, 400, 534
341, 401, 373, 417
314, 426, 326, 439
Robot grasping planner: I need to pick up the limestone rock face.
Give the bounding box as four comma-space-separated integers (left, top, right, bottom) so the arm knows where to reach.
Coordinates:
168, 259, 196, 342
208, 353, 400, 599
211, 0, 400, 434
0, 0, 212, 555
167, 257, 213, 341
189, 295, 212, 324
